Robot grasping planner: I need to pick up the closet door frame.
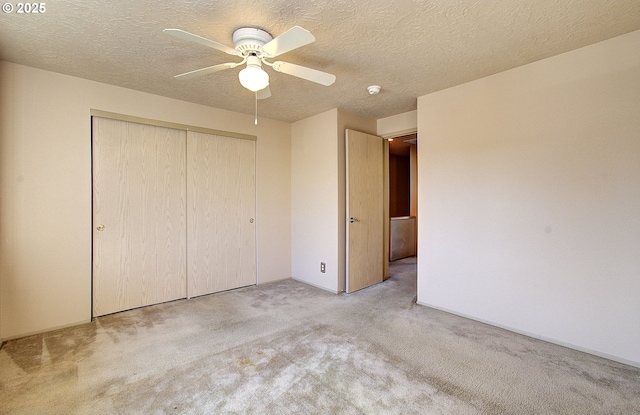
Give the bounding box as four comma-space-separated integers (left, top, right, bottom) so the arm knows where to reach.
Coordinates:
90, 110, 256, 142
90, 110, 257, 317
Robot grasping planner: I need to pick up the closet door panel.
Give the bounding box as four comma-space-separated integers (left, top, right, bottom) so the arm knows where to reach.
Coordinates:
93, 118, 186, 316
187, 132, 256, 297
154, 126, 187, 303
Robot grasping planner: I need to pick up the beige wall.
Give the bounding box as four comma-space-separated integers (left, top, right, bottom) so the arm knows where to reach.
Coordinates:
291, 109, 339, 292
290, 109, 375, 292
377, 110, 417, 138
0, 62, 291, 340
417, 30, 640, 366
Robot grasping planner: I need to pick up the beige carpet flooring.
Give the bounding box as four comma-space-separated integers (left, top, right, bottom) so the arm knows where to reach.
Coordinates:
1, 257, 639, 414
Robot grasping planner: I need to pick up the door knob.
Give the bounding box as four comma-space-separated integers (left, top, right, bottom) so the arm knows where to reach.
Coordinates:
349, 217, 360, 223
96, 224, 105, 231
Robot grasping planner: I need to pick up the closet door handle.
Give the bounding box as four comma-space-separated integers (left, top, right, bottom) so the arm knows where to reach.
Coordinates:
96, 224, 105, 231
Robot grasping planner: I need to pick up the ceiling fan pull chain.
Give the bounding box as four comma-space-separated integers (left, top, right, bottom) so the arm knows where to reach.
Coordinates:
255, 91, 258, 125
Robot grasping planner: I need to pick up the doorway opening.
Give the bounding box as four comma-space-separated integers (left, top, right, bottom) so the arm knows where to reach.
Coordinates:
387, 133, 417, 296
388, 133, 417, 264
343, 129, 417, 293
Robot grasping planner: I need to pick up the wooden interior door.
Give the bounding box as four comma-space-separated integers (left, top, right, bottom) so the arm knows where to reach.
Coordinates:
92, 117, 187, 316
346, 129, 384, 292
186, 131, 256, 297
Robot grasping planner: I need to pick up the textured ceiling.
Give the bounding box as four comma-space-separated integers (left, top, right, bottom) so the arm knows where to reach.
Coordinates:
1, 1, 639, 123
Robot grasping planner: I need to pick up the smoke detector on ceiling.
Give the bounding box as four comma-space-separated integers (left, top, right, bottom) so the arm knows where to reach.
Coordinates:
367, 85, 381, 95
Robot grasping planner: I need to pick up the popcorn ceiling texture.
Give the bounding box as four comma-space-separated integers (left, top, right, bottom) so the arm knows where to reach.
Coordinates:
1, 1, 639, 122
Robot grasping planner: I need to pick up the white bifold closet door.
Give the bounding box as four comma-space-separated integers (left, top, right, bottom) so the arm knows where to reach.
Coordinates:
186, 131, 256, 297
92, 117, 187, 317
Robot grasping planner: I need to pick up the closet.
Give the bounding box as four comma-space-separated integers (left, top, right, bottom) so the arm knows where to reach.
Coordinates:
92, 114, 256, 317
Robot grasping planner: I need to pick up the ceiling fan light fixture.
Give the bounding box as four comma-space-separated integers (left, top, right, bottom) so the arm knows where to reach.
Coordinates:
166, 26, 336, 96
238, 57, 269, 92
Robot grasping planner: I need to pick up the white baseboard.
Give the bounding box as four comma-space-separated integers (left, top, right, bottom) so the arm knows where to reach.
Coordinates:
417, 301, 640, 369
292, 277, 340, 294
1, 319, 92, 343
256, 276, 291, 285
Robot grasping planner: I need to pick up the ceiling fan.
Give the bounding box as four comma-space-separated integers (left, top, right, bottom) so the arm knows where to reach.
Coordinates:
164, 26, 336, 99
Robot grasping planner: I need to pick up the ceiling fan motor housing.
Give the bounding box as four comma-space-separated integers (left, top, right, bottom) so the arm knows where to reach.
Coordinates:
233, 27, 273, 56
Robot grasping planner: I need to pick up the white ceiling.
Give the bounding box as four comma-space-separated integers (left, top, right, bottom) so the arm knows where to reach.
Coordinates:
1, 1, 639, 123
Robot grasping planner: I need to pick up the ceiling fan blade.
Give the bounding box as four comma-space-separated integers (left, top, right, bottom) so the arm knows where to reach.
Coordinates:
164, 28, 240, 56
272, 61, 336, 86
174, 62, 239, 80
262, 26, 315, 58
257, 86, 271, 100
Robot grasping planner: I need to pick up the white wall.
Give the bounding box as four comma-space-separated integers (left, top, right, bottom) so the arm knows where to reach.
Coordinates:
291, 109, 340, 292
377, 110, 417, 138
417, 30, 640, 366
0, 62, 291, 340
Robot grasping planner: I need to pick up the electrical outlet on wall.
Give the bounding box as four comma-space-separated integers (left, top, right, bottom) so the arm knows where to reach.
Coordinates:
320, 262, 326, 273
